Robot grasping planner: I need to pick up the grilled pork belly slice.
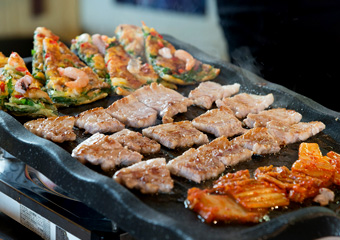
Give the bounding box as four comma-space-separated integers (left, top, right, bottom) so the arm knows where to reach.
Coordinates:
186, 188, 268, 223
110, 129, 161, 154
202, 136, 253, 166
219, 141, 253, 166
167, 147, 225, 183
215, 93, 274, 119
142, 121, 209, 149
243, 108, 302, 128
188, 81, 240, 109
213, 170, 289, 209
132, 83, 193, 123
167, 136, 252, 182
114, 158, 174, 194
255, 165, 324, 202
24, 116, 76, 143
71, 133, 142, 171
267, 121, 326, 145
192, 106, 246, 138
106, 94, 157, 128
198, 136, 252, 167
232, 127, 281, 154
75, 107, 125, 134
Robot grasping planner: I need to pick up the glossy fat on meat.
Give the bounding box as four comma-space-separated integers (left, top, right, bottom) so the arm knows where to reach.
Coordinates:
192, 106, 246, 138
267, 121, 326, 145
106, 94, 157, 128
24, 116, 76, 143
113, 158, 174, 194
167, 148, 225, 183
110, 129, 161, 154
71, 133, 142, 171
218, 140, 253, 166
188, 81, 240, 109
232, 127, 281, 154
132, 82, 193, 123
243, 108, 302, 128
167, 136, 252, 182
215, 93, 274, 119
197, 136, 252, 167
142, 120, 209, 149
75, 107, 125, 134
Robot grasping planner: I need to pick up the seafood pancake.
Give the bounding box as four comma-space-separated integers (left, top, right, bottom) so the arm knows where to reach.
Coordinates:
132, 82, 193, 123
0, 52, 9, 109
142, 22, 220, 85
43, 37, 110, 107
32, 27, 59, 83
106, 94, 158, 128
114, 158, 174, 194
115, 25, 177, 90
24, 116, 76, 143
192, 106, 246, 138
71, 133, 142, 171
142, 121, 209, 149
110, 129, 161, 154
75, 107, 125, 134
243, 108, 302, 128
105, 38, 148, 95
0, 74, 7, 110
0, 52, 8, 68
2, 52, 57, 117
232, 127, 281, 155
189, 82, 240, 109
71, 33, 108, 80
115, 24, 145, 60
216, 93, 274, 119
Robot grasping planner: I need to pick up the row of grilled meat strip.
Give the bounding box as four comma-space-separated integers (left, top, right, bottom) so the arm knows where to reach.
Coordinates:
23, 81, 325, 194
23, 81, 241, 142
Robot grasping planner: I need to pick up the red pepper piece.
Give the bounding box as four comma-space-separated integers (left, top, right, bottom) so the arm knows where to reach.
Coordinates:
178, 68, 185, 74
16, 66, 27, 72
0, 82, 5, 92
36, 33, 45, 38
157, 39, 164, 48
14, 94, 23, 99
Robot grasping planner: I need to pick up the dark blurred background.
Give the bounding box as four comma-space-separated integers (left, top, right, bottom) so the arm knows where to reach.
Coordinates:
217, 0, 340, 112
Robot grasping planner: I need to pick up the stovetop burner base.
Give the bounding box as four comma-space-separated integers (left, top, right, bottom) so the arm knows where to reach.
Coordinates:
0, 148, 130, 240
